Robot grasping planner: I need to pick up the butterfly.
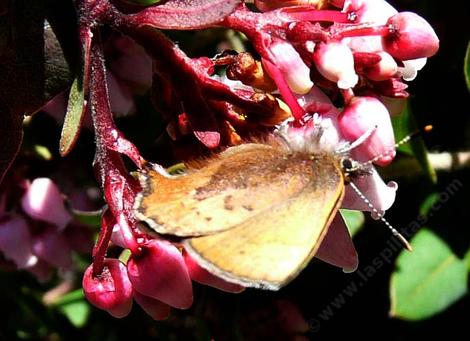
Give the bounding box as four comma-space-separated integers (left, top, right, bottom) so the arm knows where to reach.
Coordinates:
133, 132, 360, 290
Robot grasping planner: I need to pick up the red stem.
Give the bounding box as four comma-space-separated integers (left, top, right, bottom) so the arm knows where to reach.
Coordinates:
92, 209, 114, 276
332, 23, 393, 40
262, 60, 306, 121
88, 34, 141, 274
279, 7, 351, 23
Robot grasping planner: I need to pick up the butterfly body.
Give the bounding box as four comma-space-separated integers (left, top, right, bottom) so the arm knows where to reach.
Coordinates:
134, 140, 345, 290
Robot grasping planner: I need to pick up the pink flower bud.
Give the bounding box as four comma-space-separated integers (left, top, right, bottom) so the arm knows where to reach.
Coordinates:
21, 178, 72, 230
341, 0, 398, 53
297, 85, 334, 110
127, 240, 193, 309
383, 12, 439, 61
110, 224, 128, 249
338, 96, 395, 165
183, 251, 244, 293
83, 259, 134, 318
343, 166, 398, 213
362, 51, 398, 81
371, 77, 409, 98
398, 58, 427, 81
266, 41, 313, 94
313, 42, 358, 89
315, 214, 358, 272
134, 291, 171, 320
0, 215, 37, 268
32, 227, 73, 269
343, 0, 397, 24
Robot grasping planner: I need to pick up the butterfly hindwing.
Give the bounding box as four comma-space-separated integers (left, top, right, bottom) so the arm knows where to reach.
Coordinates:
184, 154, 344, 289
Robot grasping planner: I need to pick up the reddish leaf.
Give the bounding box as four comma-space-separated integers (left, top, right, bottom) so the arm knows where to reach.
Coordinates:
127, 0, 242, 29
0, 0, 76, 183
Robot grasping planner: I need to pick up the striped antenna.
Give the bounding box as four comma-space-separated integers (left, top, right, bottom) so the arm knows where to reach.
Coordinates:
335, 125, 432, 250
348, 182, 413, 251
346, 125, 433, 251
362, 125, 433, 166
335, 125, 378, 155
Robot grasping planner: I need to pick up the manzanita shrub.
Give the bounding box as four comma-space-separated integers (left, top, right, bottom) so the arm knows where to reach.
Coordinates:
0, 0, 468, 339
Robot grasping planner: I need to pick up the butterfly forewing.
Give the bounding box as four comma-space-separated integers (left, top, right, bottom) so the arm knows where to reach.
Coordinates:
184, 153, 345, 289
135, 143, 330, 237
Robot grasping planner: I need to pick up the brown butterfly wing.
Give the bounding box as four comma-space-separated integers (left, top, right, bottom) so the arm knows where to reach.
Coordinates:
183, 154, 345, 290
134, 143, 325, 237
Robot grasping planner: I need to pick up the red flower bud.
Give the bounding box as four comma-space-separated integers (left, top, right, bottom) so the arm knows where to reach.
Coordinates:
339, 96, 395, 165
383, 12, 439, 61
127, 240, 193, 309
313, 42, 358, 89
134, 291, 171, 320
183, 251, 244, 293
362, 51, 397, 81
314, 214, 358, 272
83, 259, 134, 318
266, 40, 313, 94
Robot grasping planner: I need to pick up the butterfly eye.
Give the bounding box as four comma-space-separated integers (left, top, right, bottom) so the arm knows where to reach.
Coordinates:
341, 158, 353, 171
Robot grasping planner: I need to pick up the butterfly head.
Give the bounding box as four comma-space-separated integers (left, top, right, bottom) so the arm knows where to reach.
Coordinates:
274, 113, 373, 178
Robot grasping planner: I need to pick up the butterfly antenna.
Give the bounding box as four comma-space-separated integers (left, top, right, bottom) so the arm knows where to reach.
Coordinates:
335, 125, 378, 154
362, 125, 433, 166
348, 182, 413, 251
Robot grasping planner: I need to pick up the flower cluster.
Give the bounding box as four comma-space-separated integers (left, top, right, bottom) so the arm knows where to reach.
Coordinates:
0, 0, 438, 320
0, 177, 93, 281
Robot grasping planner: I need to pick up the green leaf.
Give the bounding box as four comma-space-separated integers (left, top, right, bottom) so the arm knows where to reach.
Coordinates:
391, 105, 412, 156
53, 289, 90, 328
119, 249, 132, 264
54, 288, 85, 305
72, 208, 102, 228
390, 229, 468, 320
33, 145, 52, 161
464, 40, 470, 93
391, 102, 437, 183
59, 301, 90, 328
465, 248, 470, 272
340, 209, 365, 237
60, 77, 86, 156
419, 193, 440, 216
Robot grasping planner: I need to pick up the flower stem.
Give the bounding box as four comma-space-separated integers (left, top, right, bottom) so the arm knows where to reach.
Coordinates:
262, 60, 306, 121
332, 23, 392, 40
279, 7, 351, 23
